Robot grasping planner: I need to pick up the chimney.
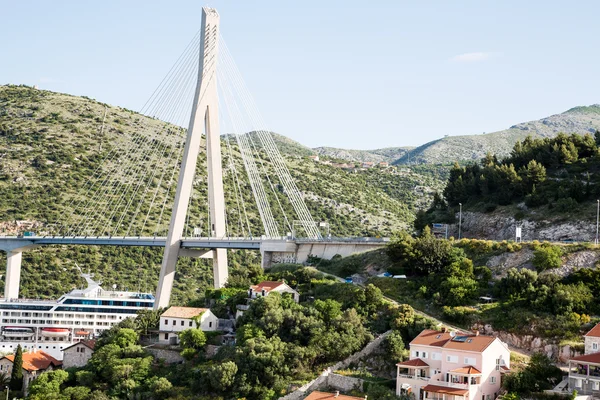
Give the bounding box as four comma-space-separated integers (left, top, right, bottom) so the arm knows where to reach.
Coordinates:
441, 327, 447, 333
335, 391, 340, 398
472, 330, 480, 336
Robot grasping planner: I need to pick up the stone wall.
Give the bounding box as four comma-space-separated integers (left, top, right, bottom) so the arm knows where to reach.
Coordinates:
278, 330, 391, 400
145, 346, 185, 364
326, 373, 364, 392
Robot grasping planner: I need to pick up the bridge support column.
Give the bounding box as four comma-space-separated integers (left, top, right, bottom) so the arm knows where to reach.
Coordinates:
155, 8, 226, 310
5, 251, 23, 300
261, 250, 273, 269
213, 249, 227, 287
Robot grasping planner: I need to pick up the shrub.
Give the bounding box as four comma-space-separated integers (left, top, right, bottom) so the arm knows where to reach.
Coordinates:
532, 245, 563, 271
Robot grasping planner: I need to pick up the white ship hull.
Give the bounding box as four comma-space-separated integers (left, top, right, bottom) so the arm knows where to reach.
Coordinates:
0, 273, 155, 361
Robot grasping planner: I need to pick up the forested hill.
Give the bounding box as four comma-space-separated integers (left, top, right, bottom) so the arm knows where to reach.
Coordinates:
0, 84, 445, 301
395, 105, 600, 165
417, 132, 600, 230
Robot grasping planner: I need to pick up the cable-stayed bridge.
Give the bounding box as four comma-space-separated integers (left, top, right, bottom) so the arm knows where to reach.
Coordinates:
0, 8, 388, 309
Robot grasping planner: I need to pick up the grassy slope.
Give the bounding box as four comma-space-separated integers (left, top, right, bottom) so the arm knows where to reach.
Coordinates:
0, 85, 445, 299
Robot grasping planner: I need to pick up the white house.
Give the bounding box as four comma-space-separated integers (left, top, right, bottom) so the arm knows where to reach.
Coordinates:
396, 329, 510, 400
159, 306, 218, 344
61, 340, 96, 369
567, 323, 600, 395
249, 281, 299, 303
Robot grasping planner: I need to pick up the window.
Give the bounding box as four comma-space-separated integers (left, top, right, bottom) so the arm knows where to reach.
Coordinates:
172, 320, 176, 326
495, 359, 501, 371
181, 321, 184, 326
593, 381, 599, 391
209, 321, 213, 328
432, 352, 442, 361
490, 376, 496, 384
189, 321, 192, 327
164, 334, 168, 340
447, 355, 458, 363
594, 343, 599, 351
465, 357, 476, 365
165, 319, 168, 325
486, 395, 491, 400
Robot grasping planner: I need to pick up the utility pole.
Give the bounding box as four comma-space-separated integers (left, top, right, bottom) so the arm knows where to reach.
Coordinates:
458, 203, 462, 240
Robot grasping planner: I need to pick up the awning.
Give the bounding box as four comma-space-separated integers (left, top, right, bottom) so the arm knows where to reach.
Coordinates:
450, 366, 482, 375
422, 385, 469, 396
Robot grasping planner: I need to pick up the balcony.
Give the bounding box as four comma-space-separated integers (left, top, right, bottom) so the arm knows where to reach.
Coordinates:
398, 374, 431, 382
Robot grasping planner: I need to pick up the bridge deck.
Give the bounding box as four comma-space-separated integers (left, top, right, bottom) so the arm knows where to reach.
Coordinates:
0, 236, 388, 252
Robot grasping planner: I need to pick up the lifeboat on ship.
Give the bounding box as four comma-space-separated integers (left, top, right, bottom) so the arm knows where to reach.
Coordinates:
2, 327, 35, 338
41, 328, 70, 338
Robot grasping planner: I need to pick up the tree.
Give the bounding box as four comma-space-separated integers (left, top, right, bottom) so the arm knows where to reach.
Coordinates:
27, 369, 69, 399
206, 361, 238, 392
135, 309, 162, 335
520, 160, 546, 191
179, 328, 207, 350
384, 331, 406, 361
9, 344, 23, 391
532, 245, 563, 271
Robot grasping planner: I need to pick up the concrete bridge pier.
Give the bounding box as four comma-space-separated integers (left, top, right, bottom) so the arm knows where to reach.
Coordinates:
0, 241, 38, 301
259, 240, 387, 269
5, 251, 23, 300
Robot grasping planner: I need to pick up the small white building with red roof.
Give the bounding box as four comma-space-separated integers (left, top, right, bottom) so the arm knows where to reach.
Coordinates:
567, 323, 600, 395
396, 328, 510, 400
62, 340, 96, 369
159, 306, 218, 344
249, 281, 299, 302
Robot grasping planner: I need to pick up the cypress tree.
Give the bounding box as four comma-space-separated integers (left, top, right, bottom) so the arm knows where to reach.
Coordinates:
9, 344, 23, 391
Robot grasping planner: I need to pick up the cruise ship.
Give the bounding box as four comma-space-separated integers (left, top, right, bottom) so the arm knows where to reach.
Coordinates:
0, 273, 154, 360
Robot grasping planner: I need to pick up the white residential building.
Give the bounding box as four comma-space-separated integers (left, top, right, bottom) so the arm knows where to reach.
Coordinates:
396, 329, 510, 400
567, 323, 600, 395
159, 307, 218, 344
249, 281, 299, 303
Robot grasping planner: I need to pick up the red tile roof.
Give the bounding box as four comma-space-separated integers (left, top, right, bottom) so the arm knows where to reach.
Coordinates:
161, 306, 209, 319
410, 329, 452, 347
411, 330, 500, 353
251, 281, 286, 292
450, 366, 482, 375
585, 323, 600, 338
442, 335, 496, 353
570, 353, 600, 364
397, 358, 430, 367
62, 340, 96, 352
423, 385, 469, 396
304, 391, 364, 400
3, 350, 61, 372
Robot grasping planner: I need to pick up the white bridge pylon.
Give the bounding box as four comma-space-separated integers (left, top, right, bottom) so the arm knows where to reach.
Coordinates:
154, 7, 226, 309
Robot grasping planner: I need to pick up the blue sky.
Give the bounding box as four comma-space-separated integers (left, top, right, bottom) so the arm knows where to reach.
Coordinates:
1, 0, 599, 149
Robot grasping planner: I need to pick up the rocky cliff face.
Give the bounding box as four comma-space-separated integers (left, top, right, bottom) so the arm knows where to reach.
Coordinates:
475, 324, 583, 363
457, 211, 596, 242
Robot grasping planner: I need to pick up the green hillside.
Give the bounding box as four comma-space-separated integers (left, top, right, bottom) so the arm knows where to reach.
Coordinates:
0, 85, 444, 300
395, 105, 600, 165
416, 132, 600, 231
